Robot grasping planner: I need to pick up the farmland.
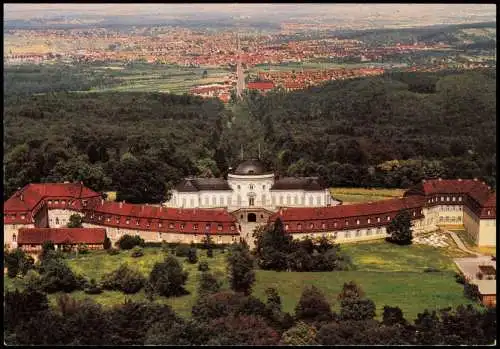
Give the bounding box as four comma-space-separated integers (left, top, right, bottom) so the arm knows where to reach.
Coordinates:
330, 187, 405, 204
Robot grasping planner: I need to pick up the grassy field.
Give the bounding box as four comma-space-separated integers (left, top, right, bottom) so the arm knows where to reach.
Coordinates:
249, 62, 377, 74
4, 239, 476, 322
330, 187, 405, 204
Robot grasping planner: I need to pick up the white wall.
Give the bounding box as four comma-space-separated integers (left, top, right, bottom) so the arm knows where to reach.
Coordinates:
48, 209, 83, 228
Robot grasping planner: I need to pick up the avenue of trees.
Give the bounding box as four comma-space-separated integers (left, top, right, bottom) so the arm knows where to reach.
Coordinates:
4, 68, 496, 203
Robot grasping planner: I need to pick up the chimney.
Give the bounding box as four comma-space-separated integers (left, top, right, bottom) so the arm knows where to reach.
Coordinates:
458, 178, 462, 181
119, 201, 123, 208
20, 194, 24, 201
101, 199, 104, 205
474, 178, 478, 181
438, 178, 442, 181
159, 206, 162, 212
279, 208, 283, 215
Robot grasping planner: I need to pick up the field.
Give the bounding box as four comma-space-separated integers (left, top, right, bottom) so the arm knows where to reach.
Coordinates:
249, 61, 381, 74
330, 187, 405, 204
4, 238, 477, 322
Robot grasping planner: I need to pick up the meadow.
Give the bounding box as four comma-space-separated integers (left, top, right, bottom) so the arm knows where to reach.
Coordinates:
4, 238, 476, 322
329, 187, 405, 204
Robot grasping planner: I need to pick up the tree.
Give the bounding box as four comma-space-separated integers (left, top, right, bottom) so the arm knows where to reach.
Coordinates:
463, 282, 480, 302
206, 315, 281, 345
4, 288, 49, 332
39, 259, 81, 293
187, 247, 198, 264
280, 321, 318, 345
386, 209, 413, 245
41, 240, 55, 260
337, 281, 365, 301
295, 286, 332, 323
116, 234, 145, 250
67, 214, 83, 228
198, 272, 221, 296
340, 298, 376, 321
103, 236, 112, 250
265, 287, 282, 312
226, 243, 255, 295
101, 264, 146, 294
5, 248, 34, 278
254, 218, 293, 271
148, 256, 189, 297
382, 305, 407, 326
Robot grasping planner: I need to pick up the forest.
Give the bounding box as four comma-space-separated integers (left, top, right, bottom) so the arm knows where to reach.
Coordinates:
4, 68, 496, 203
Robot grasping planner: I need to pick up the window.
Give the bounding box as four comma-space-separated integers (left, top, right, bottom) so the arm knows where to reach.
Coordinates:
206, 223, 211, 231
356, 219, 360, 225
316, 197, 321, 206
413, 211, 416, 216
21, 214, 25, 220
212, 197, 216, 206
169, 223, 174, 229
136, 219, 140, 226
262, 195, 266, 205
441, 196, 444, 201
322, 223, 326, 229
204, 197, 209, 205
12, 234, 16, 242
48, 200, 52, 204
228, 197, 232, 206
309, 197, 313, 206
356, 230, 361, 237
287, 196, 291, 204
180, 223, 185, 230
367, 229, 372, 236
280, 196, 284, 204
237, 185, 240, 190
310, 223, 314, 229
294, 196, 298, 205
126, 219, 130, 225
262, 185, 265, 190
249, 197, 255, 206
146, 221, 151, 228
220, 197, 224, 206
387, 216, 390, 221
182, 198, 186, 207
55, 200, 59, 204
285, 224, 289, 230
334, 222, 337, 228
61, 200, 65, 205
458, 196, 462, 202
367, 218, 371, 224
107, 217, 111, 222
488, 210, 491, 215
217, 224, 223, 231
345, 220, 349, 226
190, 198, 195, 207
159, 222, 162, 228
345, 231, 351, 239
446, 196, 450, 201
116, 217, 120, 224
231, 225, 235, 231
377, 217, 381, 223
193, 224, 198, 230
249, 184, 254, 190
452, 197, 456, 202
56, 217, 60, 225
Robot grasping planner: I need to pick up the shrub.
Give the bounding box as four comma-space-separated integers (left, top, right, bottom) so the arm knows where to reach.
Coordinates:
117, 234, 145, 250
101, 264, 146, 294
84, 278, 103, 294
131, 246, 144, 258
39, 259, 80, 293
148, 256, 189, 297
187, 248, 198, 264
198, 272, 221, 296
107, 248, 120, 255
455, 273, 466, 284
23, 269, 42, 291
67, 213, 83, 228
103, 236, 112, 250
464, 282, 480, 301
295, 286, 332, 323
5, 248, 34, 278
198, 261, 209, 272
175, 244, 191, 257
424, 267, 440, 273
77, 244, 89, 254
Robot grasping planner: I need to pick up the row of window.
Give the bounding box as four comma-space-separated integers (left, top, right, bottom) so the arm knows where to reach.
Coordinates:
437, 205, 462, 211
175, 194, 327, 208
7, 214, 26, 220
428, 195, 463, 204
47, 199, 77, 206
438, 216, 463, 223
91, 214, 234, 231
236, 184, 265, 190
283, 211, 421, 231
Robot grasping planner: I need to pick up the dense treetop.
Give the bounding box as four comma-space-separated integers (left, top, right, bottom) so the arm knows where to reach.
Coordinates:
4, 68, 496, 202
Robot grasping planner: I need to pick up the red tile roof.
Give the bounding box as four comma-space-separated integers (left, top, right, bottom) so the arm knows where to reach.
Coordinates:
247, 81, 275, 90
17, 228, 106, 245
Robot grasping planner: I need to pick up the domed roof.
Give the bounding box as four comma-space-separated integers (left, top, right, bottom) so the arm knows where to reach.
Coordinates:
234, 159, 268, 175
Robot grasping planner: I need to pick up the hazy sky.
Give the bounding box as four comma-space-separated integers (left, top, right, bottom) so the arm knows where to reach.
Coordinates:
4, 3, 496, 23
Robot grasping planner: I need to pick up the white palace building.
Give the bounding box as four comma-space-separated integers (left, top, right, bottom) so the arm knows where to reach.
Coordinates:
165, 159, 341, 225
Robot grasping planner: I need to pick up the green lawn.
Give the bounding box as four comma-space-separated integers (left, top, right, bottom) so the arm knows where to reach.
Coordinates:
330, 187, 405, 204
4, 240, 476, 322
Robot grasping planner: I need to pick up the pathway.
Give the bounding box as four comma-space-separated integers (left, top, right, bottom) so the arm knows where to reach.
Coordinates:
446, 230, 484, 257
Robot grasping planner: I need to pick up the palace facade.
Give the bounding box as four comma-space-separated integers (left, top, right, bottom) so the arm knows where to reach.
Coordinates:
3, 177, 496, 250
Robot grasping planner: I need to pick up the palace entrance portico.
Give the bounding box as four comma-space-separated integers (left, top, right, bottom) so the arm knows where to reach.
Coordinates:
230, 207, 275, 247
